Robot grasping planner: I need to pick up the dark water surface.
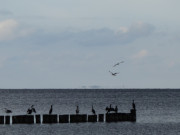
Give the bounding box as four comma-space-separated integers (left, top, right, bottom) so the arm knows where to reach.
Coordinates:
0, 89, 180, 135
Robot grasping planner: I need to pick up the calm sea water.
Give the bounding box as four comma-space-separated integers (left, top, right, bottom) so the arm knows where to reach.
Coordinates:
0, 89, 180, 135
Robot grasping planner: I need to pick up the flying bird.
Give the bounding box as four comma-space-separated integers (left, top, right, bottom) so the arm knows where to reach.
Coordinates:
113, 61, 124, 67
4, 108, 12, 113
109, 71, 119, 76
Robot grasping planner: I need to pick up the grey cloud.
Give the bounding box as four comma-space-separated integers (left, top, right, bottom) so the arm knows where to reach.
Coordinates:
117, 22, 155, 43
5, 22, 155, 47
70, 28, 119, 46
9, 29, 117, 46
0, 10, 13, 16
72, 23, 155, 46
129, 22, 155, 36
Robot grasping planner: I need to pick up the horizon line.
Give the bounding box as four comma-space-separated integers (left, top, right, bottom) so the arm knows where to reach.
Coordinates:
0, 88, 180, 90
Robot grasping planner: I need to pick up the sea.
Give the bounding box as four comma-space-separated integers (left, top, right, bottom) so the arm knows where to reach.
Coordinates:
0, 89, 180, 135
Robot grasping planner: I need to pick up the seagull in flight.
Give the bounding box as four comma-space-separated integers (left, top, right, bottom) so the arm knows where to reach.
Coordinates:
109, 71, 119, 76
113, 61, 124, 67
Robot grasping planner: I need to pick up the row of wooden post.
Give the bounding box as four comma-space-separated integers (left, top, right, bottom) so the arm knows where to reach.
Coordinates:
0, 110, 136, 124
0, 114, 103, 124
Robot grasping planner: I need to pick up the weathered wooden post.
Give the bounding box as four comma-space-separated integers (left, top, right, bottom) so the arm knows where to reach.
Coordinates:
130, 109, 136, 121
43, 114, 57, 124
98, 114, 104, 122
5, 116, 10, 124
70, 114, 87, 123
35, 115, 41, 124
12, 115, 34, 124
88, 115, 97, 122
0, 116, 4, 124
59, 115, 69, 123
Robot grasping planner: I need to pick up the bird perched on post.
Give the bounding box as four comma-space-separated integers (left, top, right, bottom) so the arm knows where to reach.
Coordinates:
4, 108, 12, 113
27, 105, 36, 114
132, 100, 136, 110
115, 106, 118, 113
92, 105, 96, 115
76, 106, 79, 114
49, 105, 53, 115
31, 105, 36, 113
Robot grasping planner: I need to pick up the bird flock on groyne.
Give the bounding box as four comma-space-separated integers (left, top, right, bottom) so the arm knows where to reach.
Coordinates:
3, 104, 119, 115
1, 101, 136, 124
3, 100, 136, 117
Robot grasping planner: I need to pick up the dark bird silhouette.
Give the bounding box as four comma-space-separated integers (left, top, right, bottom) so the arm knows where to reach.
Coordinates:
92, 105, 96, 115
4, 108, 12, 113
109, 71, 119, 76
49, 105, 53, 115
27, 105, 36, 114
115, 106, 118, 113
132, 100, 136, 110
31, 105, 36, 113
113, 61, 124, 67
76, 106, 79, 114
27, 108, 32, 114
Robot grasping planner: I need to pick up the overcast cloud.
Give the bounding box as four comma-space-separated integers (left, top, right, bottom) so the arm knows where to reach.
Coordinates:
0, 0, 180, 88
0, 10, 13, 16
0, 20, 155, 47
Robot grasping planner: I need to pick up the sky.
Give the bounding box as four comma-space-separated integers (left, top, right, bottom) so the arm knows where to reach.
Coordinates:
0, 0, 180, 88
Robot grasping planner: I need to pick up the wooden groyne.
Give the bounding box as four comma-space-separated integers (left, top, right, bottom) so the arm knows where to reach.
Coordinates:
36, 115, 41, 124
12, 115, 34, 124
70, 114, 87, 123
106, 109, 136, 122
5, 116, 10, 124
88, 115, 97, 122
0, 109, 136, 124
59, 115, 69, 123
98, 114, 104, 122
0, 116, 4, 124
43, 114, 58, 124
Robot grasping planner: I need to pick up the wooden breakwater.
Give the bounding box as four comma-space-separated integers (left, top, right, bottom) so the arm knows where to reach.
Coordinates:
0, 109, 136, 124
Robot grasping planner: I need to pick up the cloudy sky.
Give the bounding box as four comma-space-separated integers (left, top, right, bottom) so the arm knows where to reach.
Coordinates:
0, 0, 180, 88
